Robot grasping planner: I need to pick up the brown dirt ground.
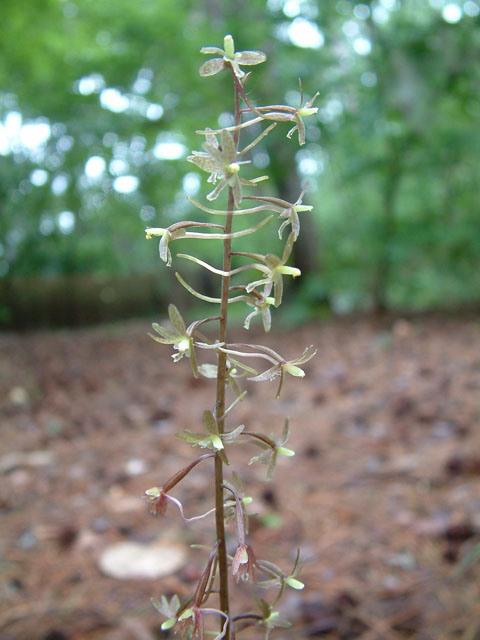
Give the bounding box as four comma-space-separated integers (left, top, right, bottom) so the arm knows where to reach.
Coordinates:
1, 316, 479, 640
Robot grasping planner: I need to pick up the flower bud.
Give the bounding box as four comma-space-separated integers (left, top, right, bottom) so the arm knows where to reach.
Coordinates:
232, 543, 256, 582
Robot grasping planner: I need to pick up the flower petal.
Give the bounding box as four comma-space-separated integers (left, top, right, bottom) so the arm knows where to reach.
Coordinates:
198, 363, 218, 378
168, 304, 186, 335
200, 46, 224, 55
243, 308, 258, 330
271, 275, 282, 307
249, 365, 280, 382
236, 50, 267, 65
159, 233, 171, 265
199, 58, 225, 76
261, 306, 272, 332
207, 178, 228, 201
232, 176, 242, 208
220, 129, 236, 163
202, 141, 224, 166
187, 154, 218, 173
151, 323, 178, 341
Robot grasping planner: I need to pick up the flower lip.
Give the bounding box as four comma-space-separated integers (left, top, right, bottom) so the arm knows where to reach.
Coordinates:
175, 337, 191, 354
285, 576, 305, 589
277, 446, 295, 456
283, 364, 305, 377
276, 265, 301, 278
297, 106, 319, 117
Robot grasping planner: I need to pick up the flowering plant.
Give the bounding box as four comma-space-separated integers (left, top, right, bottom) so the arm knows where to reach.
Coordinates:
145, 34, 317, 640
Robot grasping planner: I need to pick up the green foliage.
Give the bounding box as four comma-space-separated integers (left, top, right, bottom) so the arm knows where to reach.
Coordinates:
1, 0, 480, 318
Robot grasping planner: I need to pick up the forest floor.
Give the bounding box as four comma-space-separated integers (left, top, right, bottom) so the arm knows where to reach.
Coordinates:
1, 316, 479, 640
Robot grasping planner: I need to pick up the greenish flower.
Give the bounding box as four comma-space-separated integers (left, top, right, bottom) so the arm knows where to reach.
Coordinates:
199, 34, 266, 79
255, 598, 291, 640
240, 232, 301, 307
283, 549, 305, 590
245, 187, 313, 241
177, 410, 244, 465
247, 418, 294, 480
288, 90, 320, 145
243, 292, 275, 332
149, 304, 199, 376
220, 343, 317, 398
145, 226, 185, 267
188, 129, 266, 207
256, 549, 305, 605
151, 594, 181, 631
146, 217, 242, 267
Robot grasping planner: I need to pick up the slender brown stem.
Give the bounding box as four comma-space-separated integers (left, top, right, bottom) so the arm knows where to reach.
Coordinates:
214, 188, 233, 635
214, 68, 242, 639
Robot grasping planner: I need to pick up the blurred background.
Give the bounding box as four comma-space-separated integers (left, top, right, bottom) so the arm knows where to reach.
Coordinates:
2, 2, 480, 640
1, 0, 479, 329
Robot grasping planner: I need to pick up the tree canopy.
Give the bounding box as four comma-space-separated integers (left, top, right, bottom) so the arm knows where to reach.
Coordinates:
1, 0, 479, 324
